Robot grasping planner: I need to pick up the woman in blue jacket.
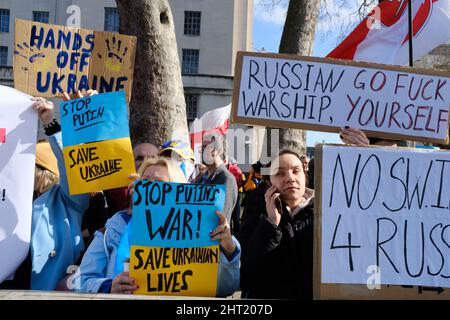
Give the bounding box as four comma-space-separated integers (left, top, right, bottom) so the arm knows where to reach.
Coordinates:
21, 92, 93, 290
76, 157, 241, 297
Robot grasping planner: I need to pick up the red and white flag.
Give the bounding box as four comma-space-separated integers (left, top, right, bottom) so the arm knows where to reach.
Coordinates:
189, 104, 231, 162
327, 0, 450, 65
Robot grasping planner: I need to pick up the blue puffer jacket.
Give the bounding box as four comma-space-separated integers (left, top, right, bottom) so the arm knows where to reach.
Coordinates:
31, 131, 90, 290
76, 210, 241, 297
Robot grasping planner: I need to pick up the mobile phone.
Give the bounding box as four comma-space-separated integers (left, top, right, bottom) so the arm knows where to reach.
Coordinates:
275, 191, 283, 213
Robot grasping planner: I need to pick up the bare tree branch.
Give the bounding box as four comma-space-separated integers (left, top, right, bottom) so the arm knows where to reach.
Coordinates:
256, 0, 379, 47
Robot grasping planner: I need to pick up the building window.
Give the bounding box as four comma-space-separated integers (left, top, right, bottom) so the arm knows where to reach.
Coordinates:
184, 11, 201, 36
33, 11, 49, 23
182, 49, 199, 74
0, 9, 9, 32
185, 94, 199, 121
0, 47, 7, 66
104, 8, 119, 32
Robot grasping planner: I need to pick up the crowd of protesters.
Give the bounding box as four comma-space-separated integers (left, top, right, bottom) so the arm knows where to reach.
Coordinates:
2, 89, 437, 299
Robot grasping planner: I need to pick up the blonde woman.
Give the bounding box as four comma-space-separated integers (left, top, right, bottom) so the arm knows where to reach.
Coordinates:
77, 157, 240, 297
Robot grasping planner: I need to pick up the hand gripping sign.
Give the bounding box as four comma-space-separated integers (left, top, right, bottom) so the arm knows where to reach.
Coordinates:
129, 181, 226, 297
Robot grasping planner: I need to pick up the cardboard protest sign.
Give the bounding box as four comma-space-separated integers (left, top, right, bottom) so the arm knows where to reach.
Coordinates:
13, 19, 136, 102
314, 144, 450, 299
60, 91, 135, 195
0, 85, 37, 283
232, 51, 450, 144
62, 137, 135, 195
130, 181, 225, 297
60, 91, 130, 147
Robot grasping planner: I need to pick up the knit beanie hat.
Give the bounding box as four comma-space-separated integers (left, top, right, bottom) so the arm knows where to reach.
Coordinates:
35, 141, 59, 176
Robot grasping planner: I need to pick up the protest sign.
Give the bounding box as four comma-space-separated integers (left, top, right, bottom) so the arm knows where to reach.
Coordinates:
13, 19, 136, 102
0, 85, 37, 283
232, 51, 450, 144
130, 181, 225, 296
62, 137, 135, 195
60, 91, 135, 195
60, 91, 130, 146
314, 144, 450, 299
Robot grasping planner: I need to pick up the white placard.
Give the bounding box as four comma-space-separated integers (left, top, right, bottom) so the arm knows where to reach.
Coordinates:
0, 86, 37, 283
321, 145, 450, 288
233, 52, 450, 143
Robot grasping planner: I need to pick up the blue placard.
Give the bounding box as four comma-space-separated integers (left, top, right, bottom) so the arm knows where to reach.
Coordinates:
60, 91, 130, 147
131, 181, 225, 248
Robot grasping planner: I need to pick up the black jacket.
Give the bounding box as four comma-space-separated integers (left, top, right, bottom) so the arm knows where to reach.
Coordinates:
239, 182, 269, 293
241, 196, 314, 299
240, 181, 271, 241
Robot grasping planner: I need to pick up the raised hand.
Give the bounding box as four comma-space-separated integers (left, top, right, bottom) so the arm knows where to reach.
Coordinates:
339, 127, 370, 146
210, 210, 236, 260
62, 89, 98, 102
31, 97, 54, 126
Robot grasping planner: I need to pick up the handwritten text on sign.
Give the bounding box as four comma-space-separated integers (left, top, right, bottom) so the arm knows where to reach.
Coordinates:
63, 138, 135, 195
60, 91, 130, 147
14, 19, 136, 102
130, 181, 225, 296
321, 145, 450, 288
233, 52, 450, 143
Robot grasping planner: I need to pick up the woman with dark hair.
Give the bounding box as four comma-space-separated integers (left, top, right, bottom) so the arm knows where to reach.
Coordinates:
241, 149, 314, 299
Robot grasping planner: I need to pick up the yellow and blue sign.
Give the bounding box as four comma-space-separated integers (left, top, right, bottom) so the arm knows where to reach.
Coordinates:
130, 181, 225, 296
60, 91, 135, 195
63, 138, 135, 195
60, 91, 130, 147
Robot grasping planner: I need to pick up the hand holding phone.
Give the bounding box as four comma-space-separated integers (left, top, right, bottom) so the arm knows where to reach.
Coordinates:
265, 185, 282, 226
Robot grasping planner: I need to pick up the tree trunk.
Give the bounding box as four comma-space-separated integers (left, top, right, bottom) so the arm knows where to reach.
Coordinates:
262, 0, 321, 159
116, 0, 188, 146
279, 0, 320, 56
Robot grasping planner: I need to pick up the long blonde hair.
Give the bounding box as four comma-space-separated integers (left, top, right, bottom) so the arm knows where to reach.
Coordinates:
34, 165, 59, 198
137, 157, 187, 183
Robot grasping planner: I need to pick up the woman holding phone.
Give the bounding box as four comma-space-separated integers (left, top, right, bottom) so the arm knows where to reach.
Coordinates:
241, 149, 314, 299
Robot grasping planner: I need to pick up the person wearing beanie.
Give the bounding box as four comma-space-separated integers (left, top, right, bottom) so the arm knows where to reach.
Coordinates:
31, 92, 103, 291
34, 141, 59, 197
